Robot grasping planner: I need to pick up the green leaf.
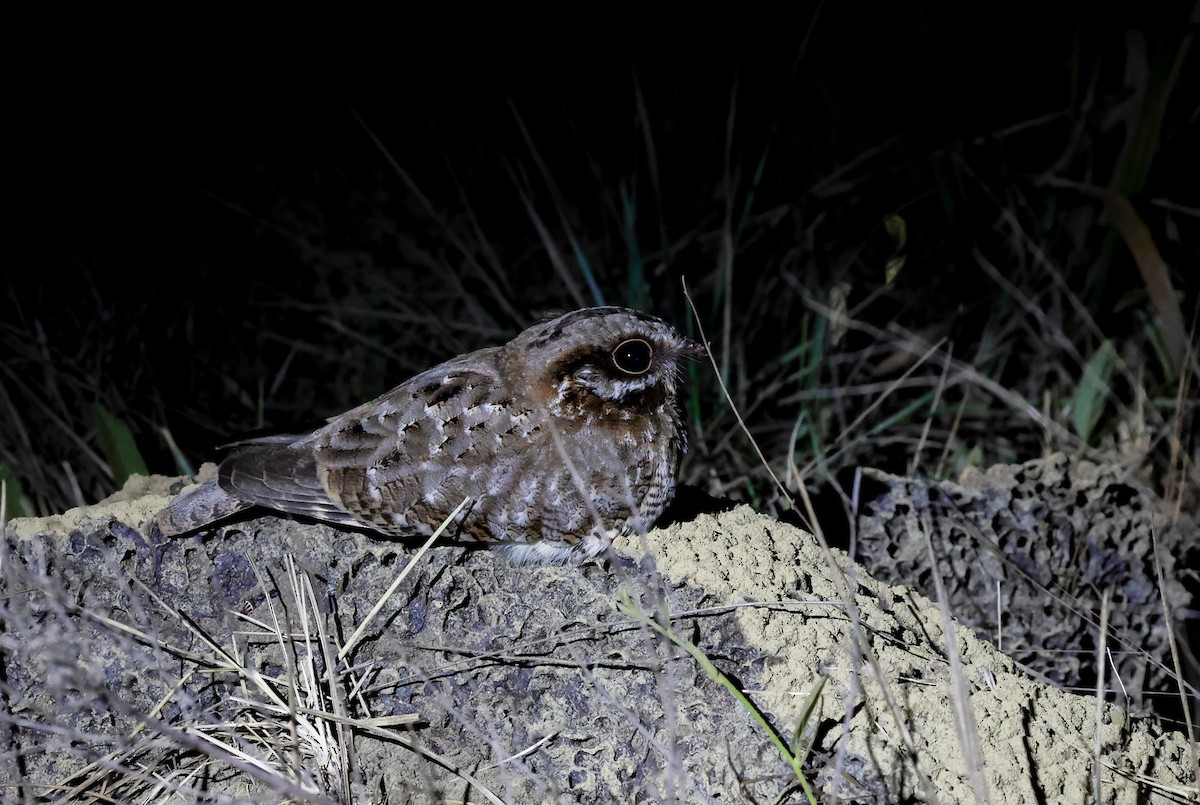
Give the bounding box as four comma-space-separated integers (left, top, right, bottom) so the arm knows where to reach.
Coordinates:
790, 674, 827, 762
0, 465, 36, 518
93, 403, 149, 487
1071, 340, 1117, 443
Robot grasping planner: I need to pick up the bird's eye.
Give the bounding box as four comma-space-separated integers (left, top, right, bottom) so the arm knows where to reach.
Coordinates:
612, 339, 653, 375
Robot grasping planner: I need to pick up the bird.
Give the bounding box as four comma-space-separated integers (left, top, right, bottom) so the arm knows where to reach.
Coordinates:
152, 306, 702, 562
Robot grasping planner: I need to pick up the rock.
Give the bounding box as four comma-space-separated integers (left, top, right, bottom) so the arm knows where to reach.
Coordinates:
1, 472, 1194, 803
854, 453, 1195, 715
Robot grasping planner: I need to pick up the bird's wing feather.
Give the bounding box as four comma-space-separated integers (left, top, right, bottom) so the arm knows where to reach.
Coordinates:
309, 353, 510, 529
217, 444, 360, 526
170, 348, 510, 536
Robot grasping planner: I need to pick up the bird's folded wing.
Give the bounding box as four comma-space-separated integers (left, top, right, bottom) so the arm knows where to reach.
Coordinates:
218, 444, 359, 526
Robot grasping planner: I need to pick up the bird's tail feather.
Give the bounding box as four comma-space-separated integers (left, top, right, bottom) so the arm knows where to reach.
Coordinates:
152, 445, 360, 537
152, 476, 253, 536
219, 445, 359, 526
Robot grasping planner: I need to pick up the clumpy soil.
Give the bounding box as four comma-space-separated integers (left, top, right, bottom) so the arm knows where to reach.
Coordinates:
852, 455, 1195, 717
1, 465, 1195, 803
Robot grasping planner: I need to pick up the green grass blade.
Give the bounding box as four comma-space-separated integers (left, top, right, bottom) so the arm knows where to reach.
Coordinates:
92, 403, 148, 487
566, 234, 605, 307
0, 465, 36, 517
790, 674, 827, 761
620, 180, 647, 311
617, 588, 818, 804
159, 426, 196, 477
1071, 340, 1116, 443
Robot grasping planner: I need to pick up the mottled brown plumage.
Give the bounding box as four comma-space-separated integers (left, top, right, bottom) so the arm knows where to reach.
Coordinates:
152, 307, 701, 561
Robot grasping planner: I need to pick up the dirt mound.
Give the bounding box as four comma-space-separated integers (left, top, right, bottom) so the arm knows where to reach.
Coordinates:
1, 469, 1194, 803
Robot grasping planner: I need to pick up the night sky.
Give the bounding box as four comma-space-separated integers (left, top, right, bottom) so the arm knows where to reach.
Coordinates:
17, 9, 1115, 303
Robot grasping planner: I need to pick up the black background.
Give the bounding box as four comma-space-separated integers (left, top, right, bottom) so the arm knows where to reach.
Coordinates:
8, 5, 1197, 491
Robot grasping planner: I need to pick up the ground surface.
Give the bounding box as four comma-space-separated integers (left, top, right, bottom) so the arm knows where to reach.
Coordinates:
1, 468, 1195, 803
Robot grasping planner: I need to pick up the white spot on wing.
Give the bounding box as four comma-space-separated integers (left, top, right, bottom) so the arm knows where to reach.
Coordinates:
366, 467, 383, 504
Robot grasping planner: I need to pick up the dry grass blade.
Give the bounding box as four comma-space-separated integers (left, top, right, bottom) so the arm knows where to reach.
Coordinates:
1100, 190, 1186, 373
338, 495, 470, 661
686, 274, 945, 801
1094, 590, 1110, 805
921, 510, 992, 805
57, 539, 510, 803
1151, 526, 1200, 778
682, 278, 790, 506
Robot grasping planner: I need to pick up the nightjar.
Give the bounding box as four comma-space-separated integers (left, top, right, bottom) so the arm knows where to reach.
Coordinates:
153, 306, 702, 562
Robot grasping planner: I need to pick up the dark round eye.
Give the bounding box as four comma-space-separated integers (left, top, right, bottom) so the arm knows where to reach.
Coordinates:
612, 338, 653, 375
